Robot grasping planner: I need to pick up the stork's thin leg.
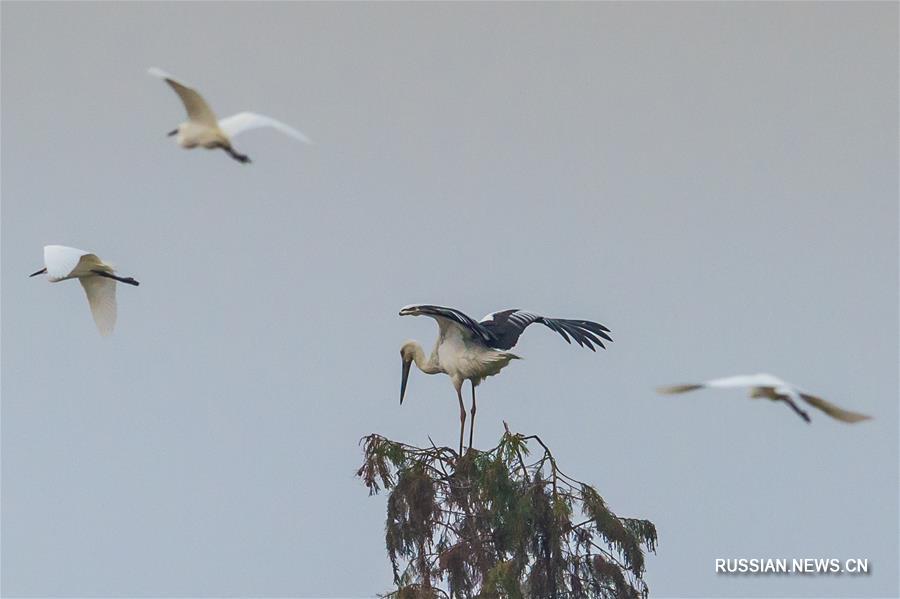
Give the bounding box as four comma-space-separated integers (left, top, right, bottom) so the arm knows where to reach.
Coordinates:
781, 397, 811, 423
456, 385, 466, 456
468, 383, 477, 452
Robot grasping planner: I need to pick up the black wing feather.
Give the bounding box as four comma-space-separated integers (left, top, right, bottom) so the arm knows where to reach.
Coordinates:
403, 305, 493, 344
479, 309, 612, 351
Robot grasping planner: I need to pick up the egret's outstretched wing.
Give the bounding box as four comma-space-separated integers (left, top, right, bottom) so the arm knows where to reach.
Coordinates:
400, 305, 492, 344
218, 112, 312, 143
479, 309, 612, 351
799, 393, 872, 423
705, 374, 788, 389
656, 384, 705, 394
148, 67, 217, 126
44, 245, 90, 281
658, 374, 788, 395
80, 276, 117, 336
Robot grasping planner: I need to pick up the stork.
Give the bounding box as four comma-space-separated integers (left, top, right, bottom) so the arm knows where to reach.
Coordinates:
657, 373, 872, 423
29, 245, 140, 336
398, 304, 612, 454
148, 67, 311, 164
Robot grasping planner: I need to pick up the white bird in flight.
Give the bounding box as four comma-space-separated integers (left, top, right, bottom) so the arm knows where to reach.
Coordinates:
657, 373, 872, 424
148, 67, 311, 164
29, 245, 139, 336
399, 304, 612, 455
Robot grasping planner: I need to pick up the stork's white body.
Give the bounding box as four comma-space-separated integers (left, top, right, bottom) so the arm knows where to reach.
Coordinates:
432, 319, 519, 388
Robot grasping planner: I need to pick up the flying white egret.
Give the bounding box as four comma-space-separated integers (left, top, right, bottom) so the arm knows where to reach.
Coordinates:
657, 373, 872, 423
29, 245, 139, 336
399, 304, 612, 454
148, 67, 311, 164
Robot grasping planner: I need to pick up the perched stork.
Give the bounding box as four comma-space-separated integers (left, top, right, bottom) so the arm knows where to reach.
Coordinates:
148, 67, 311, 164
657, 374, 872, 423
29, 245, 140, 336
399, 304, 612, 454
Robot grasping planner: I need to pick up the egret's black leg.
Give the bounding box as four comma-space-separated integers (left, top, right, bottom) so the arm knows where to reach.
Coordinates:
223, 146, 251, 164
782, 397, 811, 423
91, 270, 140, 286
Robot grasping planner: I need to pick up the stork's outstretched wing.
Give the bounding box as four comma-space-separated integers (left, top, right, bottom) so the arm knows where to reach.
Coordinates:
399, 305, 493, 343
401, 305, 612, 351
479, 309, 612, 351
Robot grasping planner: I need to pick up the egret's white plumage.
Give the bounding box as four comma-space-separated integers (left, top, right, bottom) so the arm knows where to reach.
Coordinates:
43, 245, 91, 281
148, 67, 217, 125
30, 245, 139, 336
657, 373, 872, 423
148, 67, 311, 163
218, 112, 311, 144
79, 276, 118, 336
399, 304, 611, 454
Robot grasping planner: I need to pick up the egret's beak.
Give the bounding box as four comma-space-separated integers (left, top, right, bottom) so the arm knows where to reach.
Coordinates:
167, 129, 178, 137
28, 267, 47, 278
400, 359, 412, 405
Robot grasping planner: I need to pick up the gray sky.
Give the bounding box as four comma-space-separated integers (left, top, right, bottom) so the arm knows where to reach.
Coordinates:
2, 2, 897, 597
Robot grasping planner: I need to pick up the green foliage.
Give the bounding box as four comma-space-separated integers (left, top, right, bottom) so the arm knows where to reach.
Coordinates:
357, 430, 657, 598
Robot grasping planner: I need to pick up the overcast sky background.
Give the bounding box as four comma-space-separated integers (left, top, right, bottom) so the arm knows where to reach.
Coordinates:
2, 2, 897, 598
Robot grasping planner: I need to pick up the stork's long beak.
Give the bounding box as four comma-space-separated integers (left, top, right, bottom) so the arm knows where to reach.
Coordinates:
400, 359, 412, 405
167, 128, 178, 137
29, 267, 47, 278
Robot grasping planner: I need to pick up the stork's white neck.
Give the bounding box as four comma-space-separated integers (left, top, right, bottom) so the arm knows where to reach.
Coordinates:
410, 341, 442, 375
